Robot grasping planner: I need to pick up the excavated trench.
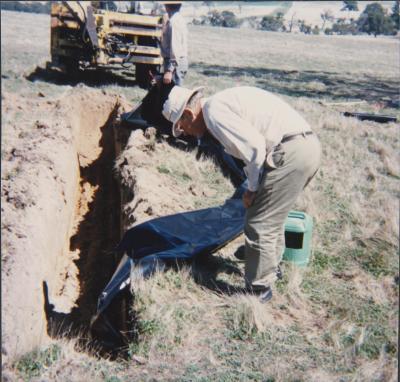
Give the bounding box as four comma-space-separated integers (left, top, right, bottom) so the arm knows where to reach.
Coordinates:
70, 113, 121, 325
1, 88, 145, 361
45, 99, 135, 354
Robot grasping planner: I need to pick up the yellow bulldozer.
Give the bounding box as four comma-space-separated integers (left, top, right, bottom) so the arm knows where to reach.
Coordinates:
49, 1, 164, 88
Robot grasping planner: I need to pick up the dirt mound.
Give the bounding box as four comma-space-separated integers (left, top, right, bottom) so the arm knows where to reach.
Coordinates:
115, 128, 234, 230
1, 86, 127, 363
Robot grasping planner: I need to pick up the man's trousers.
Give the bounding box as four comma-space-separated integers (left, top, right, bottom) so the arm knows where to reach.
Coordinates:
244, 133, 321, 289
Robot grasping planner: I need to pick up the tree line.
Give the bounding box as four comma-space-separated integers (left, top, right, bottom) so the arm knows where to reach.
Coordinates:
195, 1, 400, 37
1, 1, 399, 37
0, 1, 51, 14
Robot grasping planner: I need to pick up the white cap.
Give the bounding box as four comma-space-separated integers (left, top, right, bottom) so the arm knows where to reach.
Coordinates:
162, 85, 204, 137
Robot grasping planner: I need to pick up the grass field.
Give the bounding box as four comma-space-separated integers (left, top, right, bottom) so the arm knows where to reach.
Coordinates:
1, 9, 399, 382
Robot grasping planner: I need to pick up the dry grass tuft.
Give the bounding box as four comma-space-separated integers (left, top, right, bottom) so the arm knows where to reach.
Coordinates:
368, 139, 400, 178
351, 350, 398, 382
9, 336, 124, 382
130, 266, 225, 363
224, 293, 276, 334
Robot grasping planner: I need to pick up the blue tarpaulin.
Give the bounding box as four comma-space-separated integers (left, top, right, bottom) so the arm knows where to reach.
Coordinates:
90, 184, 247, 349
117, 187, 246, 261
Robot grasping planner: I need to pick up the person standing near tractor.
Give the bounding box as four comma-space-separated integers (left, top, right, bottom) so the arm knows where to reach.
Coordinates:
160, 1, 188, 86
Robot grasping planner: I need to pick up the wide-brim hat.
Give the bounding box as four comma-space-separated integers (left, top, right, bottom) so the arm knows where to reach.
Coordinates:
162, 85, 205, 137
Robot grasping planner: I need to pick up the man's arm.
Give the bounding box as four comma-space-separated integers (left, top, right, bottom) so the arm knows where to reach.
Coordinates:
163, 70, 173, 84
204, 102, 266, 201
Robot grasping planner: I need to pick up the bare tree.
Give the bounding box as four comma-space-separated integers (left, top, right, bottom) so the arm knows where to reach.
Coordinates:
321, 9, 334, 30
203, 1, 214, 13
288, 11, 296, 32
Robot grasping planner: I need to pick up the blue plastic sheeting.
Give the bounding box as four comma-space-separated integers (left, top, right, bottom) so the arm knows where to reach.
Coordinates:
91, 184, 247, 348
95, 184, 246, 314
117, 189, 246, 261
95, 254, 134, 316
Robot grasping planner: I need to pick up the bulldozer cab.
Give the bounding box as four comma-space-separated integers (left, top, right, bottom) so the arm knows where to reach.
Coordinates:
50, 1, 164, 88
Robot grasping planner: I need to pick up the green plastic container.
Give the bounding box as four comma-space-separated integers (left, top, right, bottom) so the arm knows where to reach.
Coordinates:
283, 211, 313, 267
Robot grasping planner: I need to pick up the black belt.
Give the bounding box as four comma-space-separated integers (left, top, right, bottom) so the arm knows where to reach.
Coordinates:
281, 131, 313, 144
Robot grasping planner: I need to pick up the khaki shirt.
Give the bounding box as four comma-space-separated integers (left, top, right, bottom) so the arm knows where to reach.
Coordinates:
202, 87, 312, 192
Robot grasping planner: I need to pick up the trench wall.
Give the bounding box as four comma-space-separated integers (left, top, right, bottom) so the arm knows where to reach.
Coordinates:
1, 88, 123, 362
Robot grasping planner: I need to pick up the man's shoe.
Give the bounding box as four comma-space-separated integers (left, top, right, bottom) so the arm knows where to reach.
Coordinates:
234, 245, 245, 261
247, 286, 273, 304
257, 287, 273, 303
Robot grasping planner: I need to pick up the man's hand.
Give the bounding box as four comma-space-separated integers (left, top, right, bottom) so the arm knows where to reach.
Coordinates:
163, 71, 173, 84
243, 190, 257, 208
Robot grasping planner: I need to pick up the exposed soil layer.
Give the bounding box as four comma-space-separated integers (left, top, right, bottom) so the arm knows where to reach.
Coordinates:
48, 110, 124, 334
1, 86, 130, 362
